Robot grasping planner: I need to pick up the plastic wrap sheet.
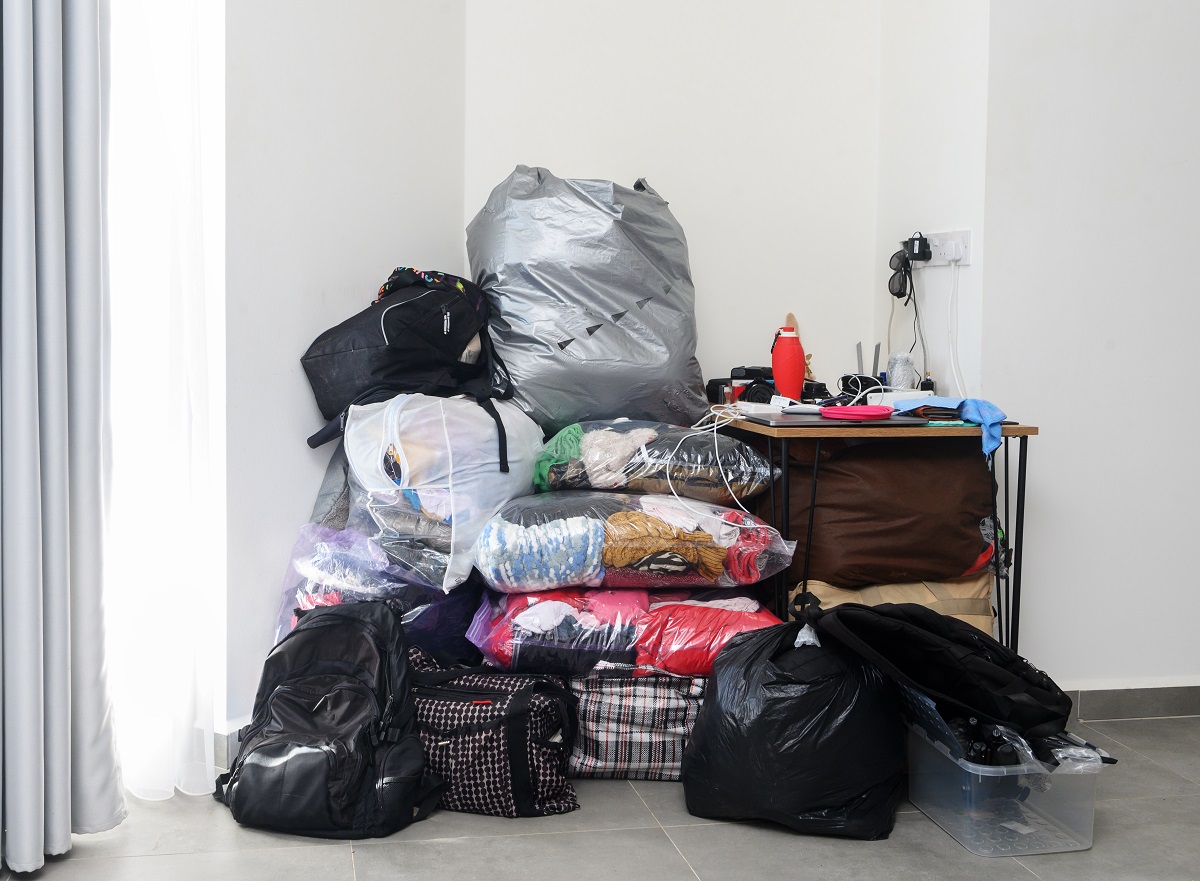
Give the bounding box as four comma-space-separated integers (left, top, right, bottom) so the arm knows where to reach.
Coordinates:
681, 621, 905, 840
343, 392, 543, 591
467, 587, 780, 678
466, 166, 708, 434
473, 491, 794, 594
536, 419, 775, 505
272, 524, 482, 664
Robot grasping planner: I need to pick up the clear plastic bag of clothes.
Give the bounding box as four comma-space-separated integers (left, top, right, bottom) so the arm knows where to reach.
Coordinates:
633, 591, 782, 677
343, 393, 544, 591
272, 524, 425, 641
535, 419, 776, 505
273, 524, 485, 663
473, 491, 795, 594
467, 587, 780, 678
467, 588, 642, 676
466, 166, 709, 434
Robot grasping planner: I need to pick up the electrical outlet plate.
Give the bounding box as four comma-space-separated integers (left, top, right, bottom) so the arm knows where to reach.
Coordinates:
924, 230, 972, 267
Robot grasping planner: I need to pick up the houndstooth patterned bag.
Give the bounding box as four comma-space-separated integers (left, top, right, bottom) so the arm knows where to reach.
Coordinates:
409, 647, 579, 817
568, 671, 706, 780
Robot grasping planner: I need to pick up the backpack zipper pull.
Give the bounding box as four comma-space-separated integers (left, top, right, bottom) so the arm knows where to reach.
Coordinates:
442, 305, 450, 335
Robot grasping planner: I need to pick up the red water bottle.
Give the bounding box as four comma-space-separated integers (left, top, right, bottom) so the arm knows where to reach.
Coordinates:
771, 326, 806, 401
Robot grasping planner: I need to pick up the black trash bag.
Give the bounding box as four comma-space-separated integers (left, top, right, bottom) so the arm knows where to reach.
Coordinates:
681, 620, 905, 840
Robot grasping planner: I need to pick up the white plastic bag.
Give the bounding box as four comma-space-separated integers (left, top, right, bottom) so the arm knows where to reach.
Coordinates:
344, 393, 543, 591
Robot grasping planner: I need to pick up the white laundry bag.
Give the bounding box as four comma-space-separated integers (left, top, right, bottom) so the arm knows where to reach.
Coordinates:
344, 393, 543, 591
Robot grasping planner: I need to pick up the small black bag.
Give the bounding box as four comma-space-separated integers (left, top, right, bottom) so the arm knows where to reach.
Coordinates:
214, 601, 443, 838
409, 647, 580, 818
301, 267, 513, 449
809, 600, 1072, 739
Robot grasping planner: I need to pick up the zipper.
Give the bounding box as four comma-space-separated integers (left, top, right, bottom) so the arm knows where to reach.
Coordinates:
378, 288, 436, 345
271, 614, 397, 708
237, 679, 379, 755
442, 304, 450, 335
270, 680, 379, 717
282, 613, 387, 653
412, 685, 509, 702
376, 288, 451, 345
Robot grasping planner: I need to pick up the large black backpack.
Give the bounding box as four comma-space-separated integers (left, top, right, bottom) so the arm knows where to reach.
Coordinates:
808, 600, 1072, 739
301, 267, 514, 451
214, 601, 443, 838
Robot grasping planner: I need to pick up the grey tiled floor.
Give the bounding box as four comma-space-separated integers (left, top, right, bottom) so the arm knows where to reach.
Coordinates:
36, 716, 1199, 881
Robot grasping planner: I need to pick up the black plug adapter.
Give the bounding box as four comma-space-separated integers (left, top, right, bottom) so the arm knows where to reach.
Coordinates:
906, 232, 932, 261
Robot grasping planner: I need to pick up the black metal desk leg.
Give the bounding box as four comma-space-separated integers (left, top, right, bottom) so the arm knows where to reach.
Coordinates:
1010, 436, 1029, 654
796, 439, 822, 619
768, 437, 777, 527
775, 437, 790, 617
1002, 437, 1011, 646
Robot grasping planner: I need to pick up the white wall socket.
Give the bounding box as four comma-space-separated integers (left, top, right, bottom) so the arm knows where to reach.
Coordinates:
924, 230, 972, 267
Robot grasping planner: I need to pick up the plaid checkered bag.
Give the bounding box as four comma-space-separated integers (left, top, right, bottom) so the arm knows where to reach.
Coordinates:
568, 672, 707, 781
408, 647, 580, 817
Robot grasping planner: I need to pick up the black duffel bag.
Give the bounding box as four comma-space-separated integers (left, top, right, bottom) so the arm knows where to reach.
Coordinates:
408, 647, 580, 818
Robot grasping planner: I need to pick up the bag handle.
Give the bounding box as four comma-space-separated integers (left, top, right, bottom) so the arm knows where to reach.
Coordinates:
411, 664, 494, 687
376, 267, 474, 302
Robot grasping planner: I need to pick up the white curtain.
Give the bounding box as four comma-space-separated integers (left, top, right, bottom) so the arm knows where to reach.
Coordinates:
104, 0, 225, 799
1, 0, 127, 871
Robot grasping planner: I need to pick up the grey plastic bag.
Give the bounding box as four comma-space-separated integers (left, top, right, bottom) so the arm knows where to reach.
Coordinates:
467, 166, 708, 434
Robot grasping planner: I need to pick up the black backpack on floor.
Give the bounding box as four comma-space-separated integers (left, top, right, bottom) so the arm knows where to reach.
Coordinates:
301, 267, 514, 452
214, 601, 443, 838
807, 599, 1072, 739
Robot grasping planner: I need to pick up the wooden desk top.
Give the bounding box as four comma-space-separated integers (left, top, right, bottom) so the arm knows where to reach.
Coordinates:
728, 417, 1039, 440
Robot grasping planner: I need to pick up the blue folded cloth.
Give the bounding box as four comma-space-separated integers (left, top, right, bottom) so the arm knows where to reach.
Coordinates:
894, 396, 1007, 455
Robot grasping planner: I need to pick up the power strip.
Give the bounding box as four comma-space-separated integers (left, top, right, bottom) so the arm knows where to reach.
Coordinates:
733, 401, 783, 415
865, 390, 934, 407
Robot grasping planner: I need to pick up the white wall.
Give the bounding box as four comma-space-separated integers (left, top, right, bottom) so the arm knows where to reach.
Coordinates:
221, 0, 1198, 701
874, 1, 990, 396
224, 0, 467, 724
463, 0, 882, 387
984, 0, 1200, 688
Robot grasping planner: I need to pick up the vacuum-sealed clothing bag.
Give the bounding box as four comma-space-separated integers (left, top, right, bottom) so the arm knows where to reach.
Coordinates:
536, 419, 775, 505
473, 491, 794, 593
467, 587, 779, 678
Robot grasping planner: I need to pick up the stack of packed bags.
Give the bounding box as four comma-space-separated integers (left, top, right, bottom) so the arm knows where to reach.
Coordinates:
468, 417, 792, 780
247, 163, 793, 836
218, 166, 1112, 851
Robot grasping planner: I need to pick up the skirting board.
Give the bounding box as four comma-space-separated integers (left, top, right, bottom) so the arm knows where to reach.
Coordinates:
1075, 685, 1200, 722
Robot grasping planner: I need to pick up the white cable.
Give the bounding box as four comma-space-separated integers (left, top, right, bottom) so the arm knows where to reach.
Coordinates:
636, 407, 783, 535
911, 266, 930, 378
948, 260, 967, 397
887, 292, 896, 355
846, 383, 921, 406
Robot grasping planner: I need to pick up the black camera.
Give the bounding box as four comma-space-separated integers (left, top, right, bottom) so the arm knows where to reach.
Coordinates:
731, 365, 773, 381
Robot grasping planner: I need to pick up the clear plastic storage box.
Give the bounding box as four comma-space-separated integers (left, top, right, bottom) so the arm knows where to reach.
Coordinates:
904, 691, 1104, 857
